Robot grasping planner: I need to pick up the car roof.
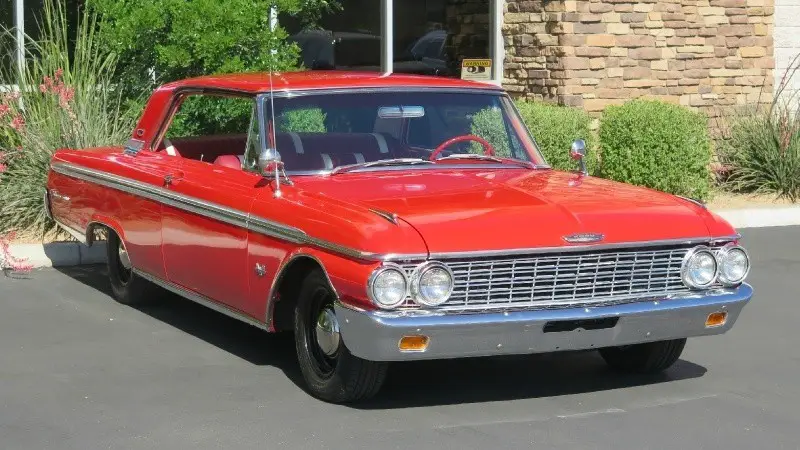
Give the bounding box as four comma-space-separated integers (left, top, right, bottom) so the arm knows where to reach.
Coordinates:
160, 71, 504, 94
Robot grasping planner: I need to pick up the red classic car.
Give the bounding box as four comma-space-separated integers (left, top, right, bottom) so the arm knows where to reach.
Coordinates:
45, 71, 753, 403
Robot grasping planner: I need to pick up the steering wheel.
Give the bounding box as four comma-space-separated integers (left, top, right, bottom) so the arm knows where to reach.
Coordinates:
429, 134, 495, 160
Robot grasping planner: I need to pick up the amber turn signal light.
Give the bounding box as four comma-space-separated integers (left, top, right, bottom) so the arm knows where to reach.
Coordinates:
705, 312, 728, 328
398, 335, 430, 352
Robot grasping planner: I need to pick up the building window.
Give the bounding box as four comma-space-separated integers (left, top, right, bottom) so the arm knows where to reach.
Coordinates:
282, 0, 492, 79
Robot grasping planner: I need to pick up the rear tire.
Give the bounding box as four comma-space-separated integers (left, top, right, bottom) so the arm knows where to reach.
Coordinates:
294, 269, 388, 403
599, 338, 687, 374
107, 231, 158, 306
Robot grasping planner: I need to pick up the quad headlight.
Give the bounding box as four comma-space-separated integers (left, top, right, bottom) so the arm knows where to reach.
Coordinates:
411, 262, 455, 307
681, 246, 718, 289
368, 261, 455, 309
368, 263, 408, 309
716, 244, 750, 286
681, 243, 750, 289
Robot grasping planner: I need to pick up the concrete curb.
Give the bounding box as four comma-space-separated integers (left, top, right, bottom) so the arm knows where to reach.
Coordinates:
714, 206, 800, 229
6, 206, 800, 268
7, 241, 107, 268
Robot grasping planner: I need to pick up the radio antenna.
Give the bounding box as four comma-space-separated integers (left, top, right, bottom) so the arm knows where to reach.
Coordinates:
268, 3, 282, 198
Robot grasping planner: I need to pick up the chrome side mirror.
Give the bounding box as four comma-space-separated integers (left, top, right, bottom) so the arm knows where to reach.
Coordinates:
257, 147, 282, 177
570, 139, 588, 176
258, 147, 290, 198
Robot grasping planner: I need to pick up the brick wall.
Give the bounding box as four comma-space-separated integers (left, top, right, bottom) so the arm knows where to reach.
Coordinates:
503, 0, 775, 120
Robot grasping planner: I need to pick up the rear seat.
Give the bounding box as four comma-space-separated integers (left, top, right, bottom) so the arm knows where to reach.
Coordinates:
273, 132, 397, 171
211, 132, 399, 171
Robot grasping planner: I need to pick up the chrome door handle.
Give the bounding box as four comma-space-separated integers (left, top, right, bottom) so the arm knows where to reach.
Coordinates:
164, 171, 184, 186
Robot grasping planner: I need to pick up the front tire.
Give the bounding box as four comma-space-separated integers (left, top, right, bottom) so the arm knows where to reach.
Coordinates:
599, 338, 687, 374
294, 269, 388, 403
107, 231, 158, 306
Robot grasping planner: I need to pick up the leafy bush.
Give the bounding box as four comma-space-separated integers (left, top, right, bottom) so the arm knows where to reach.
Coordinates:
599, 100, 712, 200
0, 0, 138, 237
279, 107, 327, 132
88, 0, 336, 103
514, 100, 597, 172
470, 107, 512, 157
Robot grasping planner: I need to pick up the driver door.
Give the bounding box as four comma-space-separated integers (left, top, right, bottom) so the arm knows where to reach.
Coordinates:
160, 94, 262, 312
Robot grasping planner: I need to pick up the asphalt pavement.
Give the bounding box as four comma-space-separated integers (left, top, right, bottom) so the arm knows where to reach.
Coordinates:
0, 226, 798, 449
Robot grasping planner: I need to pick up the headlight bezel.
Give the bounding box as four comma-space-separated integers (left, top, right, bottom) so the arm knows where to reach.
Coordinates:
367, 263, 409, 309
681, 245, 719, 289
716, 243, 750, 287
410, 261, 455, 307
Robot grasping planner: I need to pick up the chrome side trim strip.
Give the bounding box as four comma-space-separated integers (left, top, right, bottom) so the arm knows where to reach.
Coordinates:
134, 269, 268, 331
55, 219, 88, 245
426, 235, 741, 260
50, 162, 741, 263
50, 162, 388, 261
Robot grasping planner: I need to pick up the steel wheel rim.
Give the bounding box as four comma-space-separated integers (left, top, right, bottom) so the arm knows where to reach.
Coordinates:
307, 287, 338, 378
117, 240, 132, 284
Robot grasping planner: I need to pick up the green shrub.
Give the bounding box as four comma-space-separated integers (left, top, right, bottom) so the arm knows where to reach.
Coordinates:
599, 99, 712, 200
469, 107, 512, 157
514, 100, 597, 172
719, 103, 800, 201
88, 0, 337, 103
0, 0, 138, 237
279, 107, 327, 133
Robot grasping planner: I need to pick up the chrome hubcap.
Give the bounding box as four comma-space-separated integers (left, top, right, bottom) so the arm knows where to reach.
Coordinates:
315, 307, 340, 357
118, 242, 132, 270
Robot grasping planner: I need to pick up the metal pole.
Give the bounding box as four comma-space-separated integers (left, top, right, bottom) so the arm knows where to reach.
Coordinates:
381, 0, 393, 74
489, 0, 504, 85
269, 5, 278, 32
14, 0, 25, 77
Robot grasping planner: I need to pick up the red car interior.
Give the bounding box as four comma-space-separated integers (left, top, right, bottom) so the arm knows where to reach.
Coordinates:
163, 132, 404, 171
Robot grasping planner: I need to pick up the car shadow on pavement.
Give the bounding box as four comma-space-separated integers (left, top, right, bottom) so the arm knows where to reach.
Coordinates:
58, 265, 708, 409
56, 265, 306, 388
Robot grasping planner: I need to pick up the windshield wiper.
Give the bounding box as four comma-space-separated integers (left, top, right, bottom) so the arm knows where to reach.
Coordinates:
433, 153, 503, 163
330, 158, 434, 175
433, 153, 539, 169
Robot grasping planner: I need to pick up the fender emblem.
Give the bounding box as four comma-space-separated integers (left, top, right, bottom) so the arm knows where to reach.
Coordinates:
563, 233, 605, 244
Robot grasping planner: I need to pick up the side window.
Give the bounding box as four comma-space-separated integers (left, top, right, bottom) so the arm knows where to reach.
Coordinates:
159, 94, 254, 164
242, 103, 261, 172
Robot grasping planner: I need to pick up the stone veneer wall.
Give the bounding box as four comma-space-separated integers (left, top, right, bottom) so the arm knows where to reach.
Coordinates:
503, 0, 775, 120
774, 0, 800, 101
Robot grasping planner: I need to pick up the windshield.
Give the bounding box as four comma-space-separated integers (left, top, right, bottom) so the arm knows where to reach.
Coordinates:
255, 91, 546, 174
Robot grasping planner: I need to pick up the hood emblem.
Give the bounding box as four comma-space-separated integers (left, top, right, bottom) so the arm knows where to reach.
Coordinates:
563, 233, 605, 244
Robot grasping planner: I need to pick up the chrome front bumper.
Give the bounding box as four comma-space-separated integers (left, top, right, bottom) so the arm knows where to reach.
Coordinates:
335, 283, 753, 361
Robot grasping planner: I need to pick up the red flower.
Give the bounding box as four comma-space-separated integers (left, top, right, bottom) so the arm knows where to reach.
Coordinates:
0, 103, 9, 117
0, 163, 6, 174
10, 115, 25, 131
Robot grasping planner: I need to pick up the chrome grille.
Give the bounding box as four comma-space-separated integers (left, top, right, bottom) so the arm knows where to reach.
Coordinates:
401, 244, 722, 312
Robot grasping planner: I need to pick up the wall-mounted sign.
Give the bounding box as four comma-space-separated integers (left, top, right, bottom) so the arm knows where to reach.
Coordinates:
461, 58, 492, 81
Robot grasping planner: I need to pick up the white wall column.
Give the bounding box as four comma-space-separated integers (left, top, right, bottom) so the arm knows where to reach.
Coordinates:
14, 0, 25, 76
489, 0, 504, 85
381, 0, 393, 74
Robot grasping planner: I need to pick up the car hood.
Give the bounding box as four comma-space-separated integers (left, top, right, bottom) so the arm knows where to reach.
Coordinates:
296, 169, 727, 254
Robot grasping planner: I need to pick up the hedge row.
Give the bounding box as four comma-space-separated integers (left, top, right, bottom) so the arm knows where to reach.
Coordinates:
514, 99, 712, 201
